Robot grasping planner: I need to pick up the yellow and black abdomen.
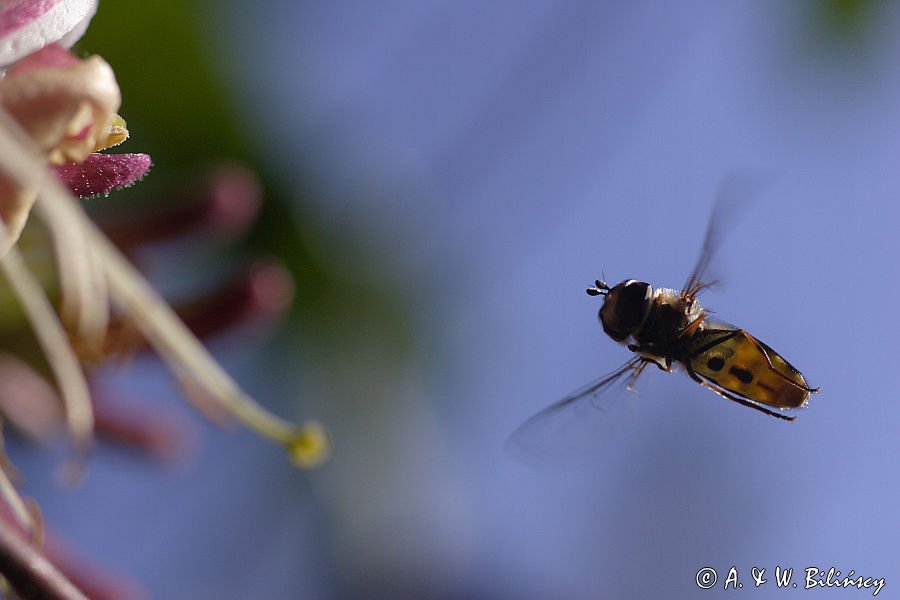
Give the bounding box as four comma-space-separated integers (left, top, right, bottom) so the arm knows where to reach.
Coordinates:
687, 328, 811, 409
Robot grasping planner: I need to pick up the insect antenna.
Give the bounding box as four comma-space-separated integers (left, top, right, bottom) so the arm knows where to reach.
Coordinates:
586, 279, 610, 296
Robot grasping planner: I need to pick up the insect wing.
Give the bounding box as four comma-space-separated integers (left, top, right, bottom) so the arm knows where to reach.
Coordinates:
688, 328, 812, 410
682, 175, 763, 302
507, 358, 644, 463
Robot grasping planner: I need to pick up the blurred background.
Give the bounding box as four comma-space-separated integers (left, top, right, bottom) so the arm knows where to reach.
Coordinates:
11, 0, 900, 597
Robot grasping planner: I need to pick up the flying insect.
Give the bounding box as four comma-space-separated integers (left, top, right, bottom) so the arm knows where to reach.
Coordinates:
515, 189, 817, 442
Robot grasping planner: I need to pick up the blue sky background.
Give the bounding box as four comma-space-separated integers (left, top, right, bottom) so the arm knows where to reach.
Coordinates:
18, 1, 900, 598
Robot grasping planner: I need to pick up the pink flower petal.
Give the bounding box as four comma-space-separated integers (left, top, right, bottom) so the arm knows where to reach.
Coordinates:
0, 0, 97, 68
6, 41, 76, 73
0, 48, 121, 164
53, 153, 151, 198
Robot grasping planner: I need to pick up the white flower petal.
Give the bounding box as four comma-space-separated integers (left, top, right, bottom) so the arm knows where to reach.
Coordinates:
0, 0, 98, 68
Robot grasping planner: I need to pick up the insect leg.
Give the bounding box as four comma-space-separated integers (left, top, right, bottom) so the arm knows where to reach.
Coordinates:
685, 367, 796, 422
737, 331, 820, 393
679, 312, 708, 338
625, 359, 650, 391
682, 278, 719, 307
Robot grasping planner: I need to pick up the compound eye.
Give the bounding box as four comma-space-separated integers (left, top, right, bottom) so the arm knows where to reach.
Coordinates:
614, 281, 651, 331
599, 280, 652, 342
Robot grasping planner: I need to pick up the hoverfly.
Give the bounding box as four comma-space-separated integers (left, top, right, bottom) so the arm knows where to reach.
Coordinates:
514, 188, 817, 444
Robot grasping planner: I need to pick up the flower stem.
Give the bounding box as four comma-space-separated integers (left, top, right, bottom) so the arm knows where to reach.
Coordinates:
0, 523, 89, 600
79, 204, 329, 466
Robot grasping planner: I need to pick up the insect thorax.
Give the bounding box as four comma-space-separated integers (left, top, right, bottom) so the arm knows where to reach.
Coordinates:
631, 288, 702, 355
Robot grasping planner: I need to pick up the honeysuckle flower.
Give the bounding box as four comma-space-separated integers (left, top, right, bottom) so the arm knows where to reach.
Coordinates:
0, 0, 111, 253
0, 0, 329, 569
0, 2, 329, 597
2, 44, 120, 165
0, 166, 306, 597
0, 167, 300, 457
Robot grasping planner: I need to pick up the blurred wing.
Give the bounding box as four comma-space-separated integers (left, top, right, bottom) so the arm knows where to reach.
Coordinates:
682, 175, 764, 301
506, 357, 644, 463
